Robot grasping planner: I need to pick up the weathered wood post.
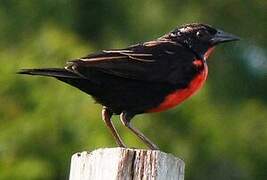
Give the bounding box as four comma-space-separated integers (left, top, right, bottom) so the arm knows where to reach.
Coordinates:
69, 147, 185, 180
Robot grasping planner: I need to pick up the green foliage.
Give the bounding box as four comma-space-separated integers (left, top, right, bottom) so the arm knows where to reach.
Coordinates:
0, 1, 266, 180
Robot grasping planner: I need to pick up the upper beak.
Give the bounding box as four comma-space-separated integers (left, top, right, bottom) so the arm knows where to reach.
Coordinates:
210, 30, 240, 45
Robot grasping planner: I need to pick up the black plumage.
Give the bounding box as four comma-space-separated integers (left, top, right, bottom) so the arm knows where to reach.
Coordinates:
18, 23, 239, 149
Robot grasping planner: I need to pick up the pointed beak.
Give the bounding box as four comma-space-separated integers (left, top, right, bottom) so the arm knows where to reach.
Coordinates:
210, 30, 240, 45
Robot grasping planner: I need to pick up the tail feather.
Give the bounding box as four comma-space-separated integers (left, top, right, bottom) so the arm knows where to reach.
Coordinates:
17, 68, 80, 78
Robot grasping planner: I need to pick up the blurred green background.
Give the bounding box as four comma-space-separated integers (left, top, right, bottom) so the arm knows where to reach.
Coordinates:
1, 0, 267, 179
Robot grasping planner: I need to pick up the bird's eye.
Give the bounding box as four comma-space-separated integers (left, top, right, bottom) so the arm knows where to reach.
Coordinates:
196, 31, 201, 37
196, 30, 209, 40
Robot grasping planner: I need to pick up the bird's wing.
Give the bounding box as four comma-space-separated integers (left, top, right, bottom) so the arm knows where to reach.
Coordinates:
66, 41, 197, 84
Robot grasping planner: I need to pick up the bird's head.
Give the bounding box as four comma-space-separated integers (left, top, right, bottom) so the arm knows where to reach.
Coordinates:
163, 23, 240, 60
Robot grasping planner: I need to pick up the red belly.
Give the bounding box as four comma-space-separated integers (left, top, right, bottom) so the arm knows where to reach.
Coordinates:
148, 61, 208, 113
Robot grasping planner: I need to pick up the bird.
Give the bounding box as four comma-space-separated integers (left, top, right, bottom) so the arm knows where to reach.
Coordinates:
18, 23, 239, 150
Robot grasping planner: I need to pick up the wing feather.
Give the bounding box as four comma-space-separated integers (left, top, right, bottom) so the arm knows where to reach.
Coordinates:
66, 41, 197, 84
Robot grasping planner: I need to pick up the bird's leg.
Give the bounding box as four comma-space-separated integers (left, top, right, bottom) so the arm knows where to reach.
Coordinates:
102, 107, 126, 147
120, 112, 159, 150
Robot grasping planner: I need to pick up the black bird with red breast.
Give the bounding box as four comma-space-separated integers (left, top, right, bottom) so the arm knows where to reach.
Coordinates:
18, 23, 239, 149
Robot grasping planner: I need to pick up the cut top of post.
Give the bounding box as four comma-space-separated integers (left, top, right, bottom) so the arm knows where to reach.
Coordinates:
69, 147, 185, 180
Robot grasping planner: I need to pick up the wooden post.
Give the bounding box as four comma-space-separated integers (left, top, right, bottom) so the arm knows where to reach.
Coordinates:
69, 147, 185, 180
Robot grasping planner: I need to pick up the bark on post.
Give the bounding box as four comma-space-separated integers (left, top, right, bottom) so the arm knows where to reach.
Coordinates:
69, 147, 185, 180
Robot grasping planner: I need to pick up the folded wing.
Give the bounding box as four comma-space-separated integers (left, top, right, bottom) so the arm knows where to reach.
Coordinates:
66, 41, 197, 85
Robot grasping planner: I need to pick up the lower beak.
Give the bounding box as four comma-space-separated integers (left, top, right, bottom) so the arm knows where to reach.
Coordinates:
211, 30, 240, 45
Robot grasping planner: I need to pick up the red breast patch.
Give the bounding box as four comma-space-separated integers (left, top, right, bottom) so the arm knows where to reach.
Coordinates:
147, 47, 214, 113
148, 62, 208, 113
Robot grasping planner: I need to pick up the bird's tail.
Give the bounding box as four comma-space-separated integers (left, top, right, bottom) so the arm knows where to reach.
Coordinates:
17, 68, 80, 78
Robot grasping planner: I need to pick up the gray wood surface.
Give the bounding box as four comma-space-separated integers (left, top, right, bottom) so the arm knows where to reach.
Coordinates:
69, 147, 184, 180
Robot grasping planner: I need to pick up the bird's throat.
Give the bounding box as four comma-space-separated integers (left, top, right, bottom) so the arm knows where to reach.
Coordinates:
204, 47, 215, 60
